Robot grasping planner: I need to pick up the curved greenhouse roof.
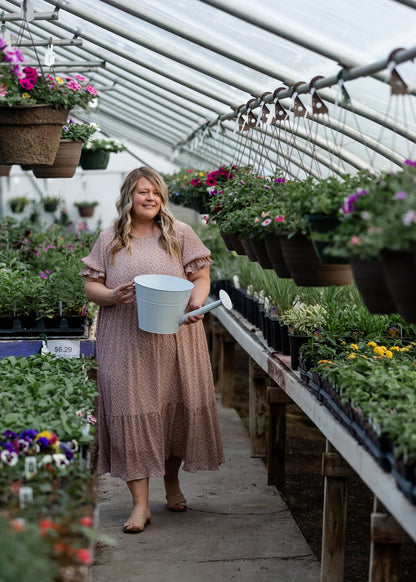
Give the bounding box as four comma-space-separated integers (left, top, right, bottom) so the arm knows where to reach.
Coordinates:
1, 0, 416, 178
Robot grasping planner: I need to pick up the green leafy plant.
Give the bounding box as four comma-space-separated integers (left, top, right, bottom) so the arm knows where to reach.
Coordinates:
61, 119, 98, 142
8, 195, 31, 213
281, 304, 326, 335
82, 136, 126, 152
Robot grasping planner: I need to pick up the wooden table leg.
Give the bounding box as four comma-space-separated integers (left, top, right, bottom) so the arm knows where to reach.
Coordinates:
369, 497, 410, 582
219, 329, 236, 408
320, 441, 354, 582
249, 357, 269, 458
267, 385, 292, 487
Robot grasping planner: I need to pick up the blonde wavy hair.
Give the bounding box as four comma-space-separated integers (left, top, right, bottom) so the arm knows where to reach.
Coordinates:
109, 167, 181, 262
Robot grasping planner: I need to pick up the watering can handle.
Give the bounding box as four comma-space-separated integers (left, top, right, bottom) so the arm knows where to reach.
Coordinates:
179, 290, 233, 325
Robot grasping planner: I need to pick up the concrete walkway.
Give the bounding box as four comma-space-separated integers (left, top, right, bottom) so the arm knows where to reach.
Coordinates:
89, 399, 320, 582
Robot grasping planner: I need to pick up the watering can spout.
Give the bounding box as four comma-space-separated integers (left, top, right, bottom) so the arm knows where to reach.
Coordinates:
179, 290, 233, 325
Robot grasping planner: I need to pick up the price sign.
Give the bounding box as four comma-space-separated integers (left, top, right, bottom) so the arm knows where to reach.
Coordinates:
47, 340, 81, 358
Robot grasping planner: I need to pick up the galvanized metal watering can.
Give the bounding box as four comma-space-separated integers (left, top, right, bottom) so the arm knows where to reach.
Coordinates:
134, 274, 232, 334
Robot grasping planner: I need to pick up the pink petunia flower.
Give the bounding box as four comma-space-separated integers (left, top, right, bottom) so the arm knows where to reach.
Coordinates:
262, 218, 272, 226
350, 235, 361, 245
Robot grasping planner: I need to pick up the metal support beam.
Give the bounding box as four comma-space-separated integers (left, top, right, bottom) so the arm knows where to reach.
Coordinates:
0, 11, 58, 21
1, 3, 228, 114
25, 60, 105, 69
18, 38, 82, 47
41, 0, 264, 97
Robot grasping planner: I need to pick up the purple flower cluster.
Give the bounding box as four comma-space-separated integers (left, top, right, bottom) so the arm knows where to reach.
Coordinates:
341, 189, 368, 215
0, 428, 75, 466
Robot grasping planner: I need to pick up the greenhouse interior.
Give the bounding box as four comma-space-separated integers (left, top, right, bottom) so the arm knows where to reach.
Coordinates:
1, 0, 416, 580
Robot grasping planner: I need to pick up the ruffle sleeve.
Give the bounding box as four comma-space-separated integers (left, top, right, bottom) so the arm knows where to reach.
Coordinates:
177, 222, 213, 275
79, 230, 108, 280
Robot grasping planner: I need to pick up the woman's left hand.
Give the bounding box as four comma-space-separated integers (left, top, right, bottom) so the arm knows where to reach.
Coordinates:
183, 301, 203, 325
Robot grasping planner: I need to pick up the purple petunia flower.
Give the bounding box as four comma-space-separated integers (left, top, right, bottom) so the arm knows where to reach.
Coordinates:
341, 189, 368, 214
394, 191, 407, 200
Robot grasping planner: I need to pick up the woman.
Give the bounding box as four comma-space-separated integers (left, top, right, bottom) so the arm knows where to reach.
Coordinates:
80, 167, 224, 533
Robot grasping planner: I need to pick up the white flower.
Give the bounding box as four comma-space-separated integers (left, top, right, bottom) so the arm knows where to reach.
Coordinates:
39, 454, 53, 467
1, 450, 18, 466
70, 439, 79, 452
402, 210, 416, 225
360, 211, 371, 220
52, 454, 70, 468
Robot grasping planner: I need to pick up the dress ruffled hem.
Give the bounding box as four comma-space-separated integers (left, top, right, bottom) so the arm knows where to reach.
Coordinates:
98, 401, 225, 481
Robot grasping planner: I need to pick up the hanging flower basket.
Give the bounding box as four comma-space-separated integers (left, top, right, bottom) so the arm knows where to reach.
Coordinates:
75, 202, 98, 217
0, 105, 69, 165
263, 233, 292, 278
0, 164, 11, 176
79, 149, 110, 170
279, 233, 353, 287
32, 140, 82, 179
349, 256, 395, 315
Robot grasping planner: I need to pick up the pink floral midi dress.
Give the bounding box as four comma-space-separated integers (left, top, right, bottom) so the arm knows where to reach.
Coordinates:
80, 221, 224, 481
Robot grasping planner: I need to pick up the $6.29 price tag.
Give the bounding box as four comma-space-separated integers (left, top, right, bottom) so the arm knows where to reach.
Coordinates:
46, 340, 81, 358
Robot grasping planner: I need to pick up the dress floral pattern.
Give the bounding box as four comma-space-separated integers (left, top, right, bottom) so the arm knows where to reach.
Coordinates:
80, 221, 224, 481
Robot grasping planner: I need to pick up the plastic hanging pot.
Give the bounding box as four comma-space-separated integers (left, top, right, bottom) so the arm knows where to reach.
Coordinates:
80, 149, 110, 170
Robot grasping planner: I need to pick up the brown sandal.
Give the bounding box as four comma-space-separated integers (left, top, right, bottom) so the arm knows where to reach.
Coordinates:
166, 492, 187, 512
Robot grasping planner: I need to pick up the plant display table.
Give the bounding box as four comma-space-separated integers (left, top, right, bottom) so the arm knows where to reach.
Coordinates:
207, 299, 416, 581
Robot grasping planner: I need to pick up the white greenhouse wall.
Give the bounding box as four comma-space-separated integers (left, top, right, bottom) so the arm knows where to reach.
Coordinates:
0, 142, 180, 231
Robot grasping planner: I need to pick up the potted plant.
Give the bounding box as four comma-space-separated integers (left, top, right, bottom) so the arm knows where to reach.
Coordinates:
326, 160, 416, 320
281, 304, 326, 370
80, 136, 126, 170
0, 36, 98, 165
41, 195, 61, 213
8, 195, 31, 214
274, 178, 354, 287
74, 201, 99, 217
305, 171, 373, 263
32, 120, 98, 179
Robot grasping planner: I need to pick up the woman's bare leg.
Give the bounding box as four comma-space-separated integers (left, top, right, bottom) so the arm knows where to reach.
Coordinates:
164, 455, 187, 511
123, 478, 151, 532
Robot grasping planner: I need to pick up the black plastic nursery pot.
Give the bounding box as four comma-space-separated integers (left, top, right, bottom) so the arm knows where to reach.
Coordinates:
288, 334, 310, 370
0, 315, 88, 337
280, 324, 291, 356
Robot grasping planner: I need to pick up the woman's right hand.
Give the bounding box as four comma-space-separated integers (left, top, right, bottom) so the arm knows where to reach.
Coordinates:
112, 281, 136, 304
85, 277, 136, 307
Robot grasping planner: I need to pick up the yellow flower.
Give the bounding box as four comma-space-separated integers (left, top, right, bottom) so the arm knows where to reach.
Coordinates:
318, 360, 332, 364
22, 92, 31, 99
36, 430, 52, 441
385, 351, 393, 358
360, 355, 368, 359
199, 172, 204, 177
379, 345, 388, 352
390, 346, 400, 351
350, 343, 359, 350
348, 353, 356, 359
55, 76, 64, 84
367, 341, 377, 347
341, 341, 346, 345
373, 346, 385, 355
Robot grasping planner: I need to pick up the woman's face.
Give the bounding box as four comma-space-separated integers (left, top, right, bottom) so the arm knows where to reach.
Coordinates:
131, 176, 162, 223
